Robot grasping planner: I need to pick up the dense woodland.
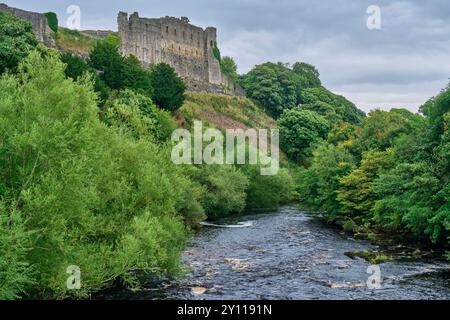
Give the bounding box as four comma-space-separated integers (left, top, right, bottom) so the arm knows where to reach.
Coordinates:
0, 11, 448, 299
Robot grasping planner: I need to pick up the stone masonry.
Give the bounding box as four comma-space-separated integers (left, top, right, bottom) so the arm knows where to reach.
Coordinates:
118, 12, 244, 96
0, 3, 54, 47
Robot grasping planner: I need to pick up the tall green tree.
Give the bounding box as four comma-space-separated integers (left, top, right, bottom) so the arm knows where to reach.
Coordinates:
240, 62, 298, 118
278, 108, 330, 162
149, 63, 186, 111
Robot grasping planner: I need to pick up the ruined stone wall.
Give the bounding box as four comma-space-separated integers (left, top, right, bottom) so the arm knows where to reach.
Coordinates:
118, 12, 244, 96
0, 3, 54, 47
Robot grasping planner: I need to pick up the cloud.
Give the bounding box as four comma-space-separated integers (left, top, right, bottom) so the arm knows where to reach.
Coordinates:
5, 0, 449, 112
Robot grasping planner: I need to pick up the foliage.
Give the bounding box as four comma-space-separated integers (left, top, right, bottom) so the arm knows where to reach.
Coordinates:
212, 41, 221, 61
299, 86, 365, 125
149, 63, 186, 111
0, 206, 34, 300
278, 108, 330, 162
240, 62, 298, 118
45, 12, 58, 33
292, 62, 321, 89
220, 56, 238, 82
295, 83, 450, 249
60, 52, 110, 102
0, 11, 37, 74
0, 50, 193, 298
104, 89, 176, 142
54, 27, 98, 55
336, 150, 394, 217
242, 167, 294, 210
191, 165, 249, 220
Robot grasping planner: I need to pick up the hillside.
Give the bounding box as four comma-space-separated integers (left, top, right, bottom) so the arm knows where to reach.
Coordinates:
54, 27, 111, 55
175, 92, 276, 131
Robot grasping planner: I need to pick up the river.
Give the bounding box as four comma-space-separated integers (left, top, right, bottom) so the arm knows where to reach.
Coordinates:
101, 206, 450, 300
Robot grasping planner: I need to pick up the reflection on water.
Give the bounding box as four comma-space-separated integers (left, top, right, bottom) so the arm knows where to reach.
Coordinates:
99, 206, 450, 300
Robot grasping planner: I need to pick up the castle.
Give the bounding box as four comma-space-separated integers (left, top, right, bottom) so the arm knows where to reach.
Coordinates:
0, 3, 243, 96
0, 3, 54, 47
118, 12, 244, 95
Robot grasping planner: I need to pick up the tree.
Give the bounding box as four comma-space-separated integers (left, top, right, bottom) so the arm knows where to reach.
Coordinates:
300, 86, 365, 125
220, 56, 238, 82
61, 52, 110, 102
292, 62, 321, 89
336, 150, 394, 218
240, 62, 298, 118
0, 12, 37, 74
278, 108, 331, 162
149, 63, 186, 111
122, 55, 153, 98
89, 39, 125, 89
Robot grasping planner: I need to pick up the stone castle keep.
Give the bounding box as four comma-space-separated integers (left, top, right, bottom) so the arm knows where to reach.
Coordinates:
118, 12, 244, 95
0, 3, 243, 95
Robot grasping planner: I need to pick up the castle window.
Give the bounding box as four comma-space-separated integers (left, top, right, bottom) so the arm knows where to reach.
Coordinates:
210, 40, 213, 47
183, 31, 185, 39
191, 33, 193, 40
174, 29, 177, 36
166, 26, 169, 33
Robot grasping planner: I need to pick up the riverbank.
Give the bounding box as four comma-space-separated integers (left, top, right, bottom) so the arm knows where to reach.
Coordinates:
97, 206, 450, 300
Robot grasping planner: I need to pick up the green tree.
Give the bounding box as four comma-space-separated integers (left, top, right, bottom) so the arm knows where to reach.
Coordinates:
0, 50, 194, 298
220, 56, 238, 82
300, 86, 365, 125
240, 62, 298, 118
89, 39, 124, 89
336, 150, 394, 218
191, 165, 249, 220
61, 52, 110, 102
278, 108, 330, 162
104, 89, 176, 142
149, 63, 186, 111
0, 12, 37, 74
292, 62, 321, 89
45, 12, 58, 33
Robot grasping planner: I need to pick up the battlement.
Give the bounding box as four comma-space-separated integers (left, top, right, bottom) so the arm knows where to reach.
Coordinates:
118, 11, 244, 96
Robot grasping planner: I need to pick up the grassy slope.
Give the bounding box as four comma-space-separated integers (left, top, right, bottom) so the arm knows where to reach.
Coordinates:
54, 27, 101, 54
175, 92, 276, 131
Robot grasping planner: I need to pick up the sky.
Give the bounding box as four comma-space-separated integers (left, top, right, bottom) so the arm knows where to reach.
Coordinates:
4, 0, 450, 113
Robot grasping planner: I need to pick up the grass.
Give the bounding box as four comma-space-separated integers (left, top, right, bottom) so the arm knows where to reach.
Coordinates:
54, 27, 103, 54
175, 92, 276, 130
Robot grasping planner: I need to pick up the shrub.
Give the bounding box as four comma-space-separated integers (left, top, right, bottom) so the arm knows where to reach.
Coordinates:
0, 11, 37, 74
149, 63, 186, 111
0, 50, 191, 298
242, 166, 295, 210
191, 165, 249, 220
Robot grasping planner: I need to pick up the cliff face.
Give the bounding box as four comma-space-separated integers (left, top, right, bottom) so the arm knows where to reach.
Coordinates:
118, 12, 244, 96
0, 3, 54, 47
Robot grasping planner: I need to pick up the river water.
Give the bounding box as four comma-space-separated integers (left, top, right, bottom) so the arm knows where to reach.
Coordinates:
103, 206, 450, 300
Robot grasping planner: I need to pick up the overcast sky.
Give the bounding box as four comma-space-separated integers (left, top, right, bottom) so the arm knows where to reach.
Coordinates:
5, 0, 450, 113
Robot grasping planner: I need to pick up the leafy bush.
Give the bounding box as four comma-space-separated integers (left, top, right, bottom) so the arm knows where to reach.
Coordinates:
278, 108, 330, 163
242, 166, 294, 210
191, 165, 249, 220
0, 50, 192, 298
104, 89, 176, 142
0, 205, 34, 300
0, 11, 37, 74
